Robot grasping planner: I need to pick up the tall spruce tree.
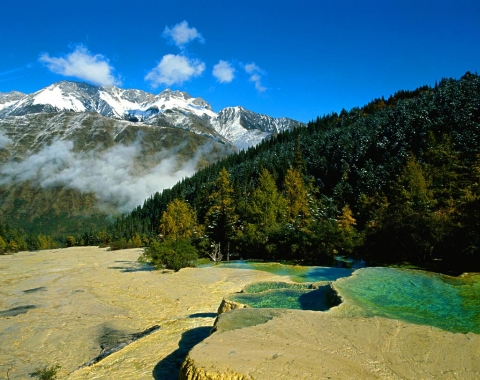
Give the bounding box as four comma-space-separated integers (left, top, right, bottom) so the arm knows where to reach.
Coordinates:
362, 155, 441, 264
205, 168, 237, 257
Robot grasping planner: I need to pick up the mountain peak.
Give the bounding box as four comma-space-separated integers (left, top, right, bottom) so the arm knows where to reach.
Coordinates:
158, 88, 192, 101
0, 80, 304, 149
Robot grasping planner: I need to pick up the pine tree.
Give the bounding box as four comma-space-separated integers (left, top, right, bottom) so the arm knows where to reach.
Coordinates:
240, 169, 286, 258
248, 169, 286, 229
283, 166, 310, 226
0, 235, 6, 254
142, 198, 199, 271
363, 155, 441, 264
205, 168, 237, 257
337, 205, 358, 254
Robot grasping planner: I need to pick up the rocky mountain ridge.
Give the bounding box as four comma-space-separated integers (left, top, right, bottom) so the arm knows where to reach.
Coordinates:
0, 81, 303, 149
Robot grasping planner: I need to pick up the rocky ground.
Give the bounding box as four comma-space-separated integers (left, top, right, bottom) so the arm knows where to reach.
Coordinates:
0, 247, 281, 379
182, 308, 480, 379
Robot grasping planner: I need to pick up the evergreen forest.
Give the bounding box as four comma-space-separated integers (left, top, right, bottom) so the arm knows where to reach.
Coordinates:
2, 72, 479, 274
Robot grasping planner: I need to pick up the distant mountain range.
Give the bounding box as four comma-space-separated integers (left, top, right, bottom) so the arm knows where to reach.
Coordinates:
0, 81, 304, 235
0, 81, 303, 149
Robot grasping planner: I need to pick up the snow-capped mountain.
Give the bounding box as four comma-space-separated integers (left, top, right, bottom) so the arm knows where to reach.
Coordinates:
0, 81, 303, 149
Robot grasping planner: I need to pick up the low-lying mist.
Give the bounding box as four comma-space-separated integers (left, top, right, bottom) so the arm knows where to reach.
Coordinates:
0, 137, 224, 213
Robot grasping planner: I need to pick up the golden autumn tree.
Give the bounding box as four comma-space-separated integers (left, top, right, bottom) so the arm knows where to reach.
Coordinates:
283, 166, 310, 226
143, 198, 199, 271
159, 198, 198, 242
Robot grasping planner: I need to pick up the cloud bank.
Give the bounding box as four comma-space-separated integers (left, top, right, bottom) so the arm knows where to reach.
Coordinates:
163, 20, 205, 48
0, 132, 13, 149
145, 54, 205, 87
213, 60, 235, 83
39, 45, 121, 87
0, 138, 220, 212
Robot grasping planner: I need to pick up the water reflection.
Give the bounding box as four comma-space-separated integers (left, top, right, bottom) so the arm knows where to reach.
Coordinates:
212, 261, 354, 283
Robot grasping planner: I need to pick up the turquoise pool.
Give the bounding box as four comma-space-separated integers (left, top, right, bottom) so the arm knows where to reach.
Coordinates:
334, 268, 480, 334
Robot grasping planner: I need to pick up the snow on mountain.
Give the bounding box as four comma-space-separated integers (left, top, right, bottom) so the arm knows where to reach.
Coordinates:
32, 85, 87, 112
0, 91, 26, 111
0, 81, 304, 149
212, 106, 299, 149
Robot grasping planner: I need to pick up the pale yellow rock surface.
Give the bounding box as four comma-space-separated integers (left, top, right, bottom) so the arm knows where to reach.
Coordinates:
216, 298, 249, 314
181, 308, 480, 380
2, 247, 479, 380
0, 247, 282, 379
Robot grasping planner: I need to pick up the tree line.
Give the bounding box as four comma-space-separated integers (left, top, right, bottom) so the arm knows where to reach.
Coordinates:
3, 72, 479, 274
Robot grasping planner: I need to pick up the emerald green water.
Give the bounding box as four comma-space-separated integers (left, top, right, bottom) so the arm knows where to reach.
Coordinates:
211, 261, 480, 334
216, 261, 354, 282
230, 282, 332, 311
334, 268, 480, 334
243, 281, 312, 293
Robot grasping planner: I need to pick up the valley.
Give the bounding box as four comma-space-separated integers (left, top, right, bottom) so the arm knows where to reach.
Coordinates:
0, 82, 302, 236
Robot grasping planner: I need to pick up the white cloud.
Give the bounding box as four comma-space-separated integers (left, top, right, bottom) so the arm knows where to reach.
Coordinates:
163, 20, 204, 48
0, 132, 13, 149
39, 45, 121, 87
244, 62, 266, 93
249, 74, 267, 92
145, 54, 205, 87
245, 63, 263, 75
213, 60, 235, 83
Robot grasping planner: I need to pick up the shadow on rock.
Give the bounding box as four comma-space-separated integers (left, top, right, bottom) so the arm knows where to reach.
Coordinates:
188, 312, 217, 319
23, 286, 47, 294
0, 305, 37, 317
152, 326, 211, 380
108, 263, 155, 273
298, 286, 331, 311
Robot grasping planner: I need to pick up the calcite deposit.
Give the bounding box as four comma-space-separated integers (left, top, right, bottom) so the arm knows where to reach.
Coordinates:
0, 247, 282, 379
180, 308, 480, 380
2, 247, 479, 380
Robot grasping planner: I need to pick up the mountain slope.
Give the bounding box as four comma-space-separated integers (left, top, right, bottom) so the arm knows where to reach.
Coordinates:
0, 111, 233, 235
0, 81, 303, 236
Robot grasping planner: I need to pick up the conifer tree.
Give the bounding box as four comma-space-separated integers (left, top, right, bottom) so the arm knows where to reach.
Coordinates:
337, 205, 358, 254
363, 155, 441, 264
205, 168, 237, 257
142, 198, 199, 271
0, 235, 6, 254
284, 166, 310, 226
241, 169, 286, 258
248, 169, 286, 229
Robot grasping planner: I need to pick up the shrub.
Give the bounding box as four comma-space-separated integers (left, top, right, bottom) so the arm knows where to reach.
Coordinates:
143, 238, 198, 271
30, 364, 61, 380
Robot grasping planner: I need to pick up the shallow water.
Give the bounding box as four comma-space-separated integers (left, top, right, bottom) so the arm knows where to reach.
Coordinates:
216, 261, 354, 282
230, 282, 332, 311
334, 267, 480, 334
224, 264, 480, 335
231, 288, 330, 311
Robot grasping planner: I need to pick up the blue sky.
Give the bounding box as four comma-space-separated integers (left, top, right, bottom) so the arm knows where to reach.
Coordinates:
1, 0, 479, 122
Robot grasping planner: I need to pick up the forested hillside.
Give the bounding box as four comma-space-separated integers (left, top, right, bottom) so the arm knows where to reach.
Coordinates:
104, 72, 479, 272
3, 73, 479, 273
